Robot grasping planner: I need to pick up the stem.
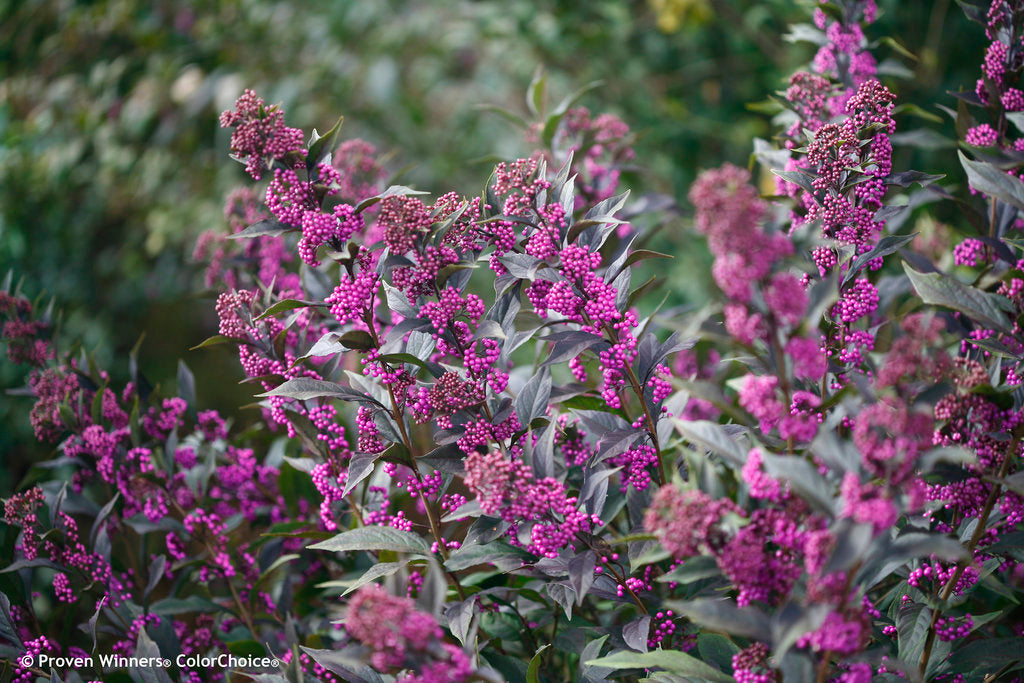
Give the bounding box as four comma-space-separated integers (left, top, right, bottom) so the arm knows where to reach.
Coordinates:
383, 384, 466, 600
545, 609, 560, 670
622, 361, 667, 485
815, 650, 834, 683
919, 437, 1018, 675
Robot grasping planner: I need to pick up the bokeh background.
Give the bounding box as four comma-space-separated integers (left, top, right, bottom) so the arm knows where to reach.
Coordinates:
0, 0, 985, 494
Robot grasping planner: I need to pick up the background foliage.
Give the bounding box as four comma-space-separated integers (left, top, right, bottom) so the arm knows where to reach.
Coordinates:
0, 0, 988, 509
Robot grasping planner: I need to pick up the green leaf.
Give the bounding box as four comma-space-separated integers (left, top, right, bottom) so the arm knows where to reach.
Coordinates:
527, 67, 546, 118
254, 299, 318, 321
307, 115, 344, 172
584, 649, 732, 682
1006, 112, 1024, 136
226, 219, 295, 240
526, 644, 550, 683
339, 330, 377, 351
842, 234, 917, 287
332, 560, 408, 596
475, 103, 529, 129
892, 103, 942, 124
897, 602, 932, 666
879, 36, 918, 61
656, 555, 721, 584
189, 334, 232, 351
444, 542, 533, 571
149, 596, 227, 616
176, 360, 196, 409
256, 378, 380, 405
0, 593, 23, 649
947, 637, 1024, 673
623, 249, 673, 269
959, 150, 1024, 210
771, 169, 816, 197
884, 170, 944, 187
672, 419, 747, 466
903, 263, 1012, 333
541, 80, 604, 147
355, 185, 429, 213
666, 599, 771, 641
258, 554, 300, 583
308, 526, 431, 555
133, 629, 174, 683
375, 352, 444, 378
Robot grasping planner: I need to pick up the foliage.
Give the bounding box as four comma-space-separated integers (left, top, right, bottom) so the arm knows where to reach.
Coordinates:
3, 1, 1024, 682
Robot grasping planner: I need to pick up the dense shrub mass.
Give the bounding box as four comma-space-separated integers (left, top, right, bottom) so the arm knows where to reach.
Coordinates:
5, 1, 1024, 681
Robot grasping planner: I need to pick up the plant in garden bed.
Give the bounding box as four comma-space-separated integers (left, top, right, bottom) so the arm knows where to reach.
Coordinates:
4, 1, 1024, 682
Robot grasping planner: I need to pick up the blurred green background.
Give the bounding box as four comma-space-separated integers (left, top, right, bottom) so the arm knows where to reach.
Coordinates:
0, 0, 985, 493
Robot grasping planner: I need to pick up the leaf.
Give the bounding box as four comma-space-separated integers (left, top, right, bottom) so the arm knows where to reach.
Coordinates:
761, 453, 836, 515
672, 419, 747, 466
258, 554, 301, 584
86, 596, 104, 655
149, 596, 226, 616
355, 185, 429, 213
0, 558, 61, 573
0, 593, 23, 649
890, 129, 956, 150
959, 150, 1024, 210
515, 367, 552, 426
256, 378, 380, 405
885, 171, 943, 188
622, 615, 651, 652
444, 542, 533, 571
143, 555, 166, 601
903, 263, 1012, 333
527, 67, 545, 117
307, 115, 344, 171
499, 253, 549, 280
666, 598, 772, 641
623, 249, 673, 269
254, 299, 318, 321
526, 644, 550, 683
302, 647, 386, 683
475, 103, 529, 129
338, 560, 408, 596
132, 628, 173, 683
656, 555, 721, 584
189, 334, 232, 350
584, 649, 732, 682
339, 330, 377, 351
296, 330, 347, 362
308, 526, 431, 555
541, 80, 605, 147
89, 491, 120, 547
340, 452, 382, 497
697, 634, 740, 675
444, 598, 478, 646
947, 637, 1024, 672
771, 603, 830, 660
227, 219, 295, 240
376, 352, 444, 378
541, 330, 605, 367
842, 234, 917, 287
879, 35, 919, 61
176, 360, 196, 409
771, 169, 817, 197
568, 550, 597, 605
571, 636, 611, 677
1007, 112, 1024, 136
897, 602, 931, 666
419, 442, 466, 475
